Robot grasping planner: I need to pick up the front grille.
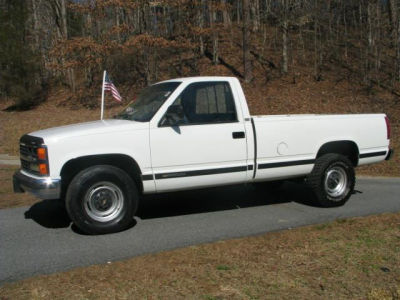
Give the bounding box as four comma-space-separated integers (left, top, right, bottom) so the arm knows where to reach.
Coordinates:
19, 135, 45, 176
20, 159, 30, 170
20, 144, 36, 160
20, 144, 40, 175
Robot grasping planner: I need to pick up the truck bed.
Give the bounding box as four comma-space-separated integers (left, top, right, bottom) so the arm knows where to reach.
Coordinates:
251, 113, 389, 181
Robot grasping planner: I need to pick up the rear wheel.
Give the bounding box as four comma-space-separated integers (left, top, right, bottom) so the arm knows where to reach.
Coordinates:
66, 165, 138, 234
307, 154, 355, 207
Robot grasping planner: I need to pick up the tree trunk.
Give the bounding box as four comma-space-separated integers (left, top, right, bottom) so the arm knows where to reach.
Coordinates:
31, 0, 40, 51
314, 3, 319, 80
243, 0, 252, 82
282, 18, 288, 74
115, 6, 121, 42
250, 0, 259, 31
343, 3, 348, 60
397, 15, 400, 81
237, 0, 241, 24
366, 1, 373, 85
375, 2, 381, 77
281, 0, 289, 75
198, 0, 205, 55
388, 0, 398, 43
30, 0, 44, 85
210, 7, 218, 65
221, 0, 231, 26
51, 0, 76, 92
388, 0, 400, 82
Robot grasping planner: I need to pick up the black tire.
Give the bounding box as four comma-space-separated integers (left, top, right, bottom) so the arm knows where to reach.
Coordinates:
307, 153, 355, 207
65, 165, 138, 234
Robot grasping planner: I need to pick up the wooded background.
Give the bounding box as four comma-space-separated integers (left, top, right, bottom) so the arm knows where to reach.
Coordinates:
1, 0, 400, 109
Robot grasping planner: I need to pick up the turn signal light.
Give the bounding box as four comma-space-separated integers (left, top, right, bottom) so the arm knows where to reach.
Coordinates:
37, 147, 47, 160
39, 163, 48, 175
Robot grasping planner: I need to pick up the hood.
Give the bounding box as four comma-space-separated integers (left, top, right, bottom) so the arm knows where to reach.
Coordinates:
30, 119, 147, 143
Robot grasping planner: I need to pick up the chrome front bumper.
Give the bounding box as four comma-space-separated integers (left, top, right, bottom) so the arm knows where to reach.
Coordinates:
13, 170, 61, 200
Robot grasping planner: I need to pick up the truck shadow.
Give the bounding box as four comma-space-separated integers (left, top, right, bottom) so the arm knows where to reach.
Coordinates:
137, 181, 318, 220
24, 199, 70, 229
23, 181, 326, 231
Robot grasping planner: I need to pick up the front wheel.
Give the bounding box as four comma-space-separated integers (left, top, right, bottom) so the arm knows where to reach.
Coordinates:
66, 165, 138, 234
307, 154, 355, 207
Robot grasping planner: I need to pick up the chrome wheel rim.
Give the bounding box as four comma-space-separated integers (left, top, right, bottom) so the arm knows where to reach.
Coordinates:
84, 182, 124, 222
324, 167, 347, 199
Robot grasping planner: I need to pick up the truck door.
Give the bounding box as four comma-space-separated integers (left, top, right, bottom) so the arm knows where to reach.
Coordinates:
150, 81, 249, 192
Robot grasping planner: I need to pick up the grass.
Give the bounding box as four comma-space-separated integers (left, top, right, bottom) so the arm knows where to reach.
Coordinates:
0, 212, 399, 299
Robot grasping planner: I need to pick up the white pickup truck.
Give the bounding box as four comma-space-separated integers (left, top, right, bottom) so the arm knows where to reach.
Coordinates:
14, 76, 393, 234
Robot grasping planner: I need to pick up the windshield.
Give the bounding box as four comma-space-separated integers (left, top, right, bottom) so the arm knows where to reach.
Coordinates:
115, 82, 181, 122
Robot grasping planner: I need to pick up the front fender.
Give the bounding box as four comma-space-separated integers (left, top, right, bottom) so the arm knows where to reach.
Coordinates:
46, 130, 152, 178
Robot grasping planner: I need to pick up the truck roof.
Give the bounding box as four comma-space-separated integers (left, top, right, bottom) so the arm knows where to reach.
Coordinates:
159, 76, 237, 83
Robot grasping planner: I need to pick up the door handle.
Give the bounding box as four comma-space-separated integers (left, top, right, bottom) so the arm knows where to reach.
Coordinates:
232, 131, 245, 139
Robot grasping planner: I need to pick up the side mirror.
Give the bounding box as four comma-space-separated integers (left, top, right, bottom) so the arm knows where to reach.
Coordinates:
164, 105, 185, 126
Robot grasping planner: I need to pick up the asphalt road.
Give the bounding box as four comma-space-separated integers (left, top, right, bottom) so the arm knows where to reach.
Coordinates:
1, 177, 399, 284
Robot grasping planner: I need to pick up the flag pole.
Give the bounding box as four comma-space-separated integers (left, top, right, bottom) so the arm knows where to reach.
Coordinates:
100, 70, 106, 120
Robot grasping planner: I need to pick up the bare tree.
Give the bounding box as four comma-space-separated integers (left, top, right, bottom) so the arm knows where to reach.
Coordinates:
281, 0, 288, 74
5, 0, 400, 106
210, 4, 219, 65
243, 0, 252, 82
51, 0, 75, 92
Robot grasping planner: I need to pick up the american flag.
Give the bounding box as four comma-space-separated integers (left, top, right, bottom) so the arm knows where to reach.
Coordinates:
104, 73, 122, 102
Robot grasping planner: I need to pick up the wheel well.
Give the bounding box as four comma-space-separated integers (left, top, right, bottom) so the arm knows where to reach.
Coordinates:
60, 154, 143, 199
316, 141, 359, 166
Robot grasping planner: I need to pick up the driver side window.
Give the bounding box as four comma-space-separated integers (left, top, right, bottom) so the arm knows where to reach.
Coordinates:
165, 81, 237, 126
